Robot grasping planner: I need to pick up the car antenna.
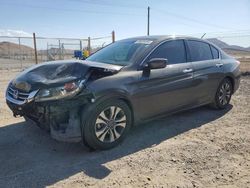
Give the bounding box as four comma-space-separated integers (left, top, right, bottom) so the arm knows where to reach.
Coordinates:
201, 33, 206, 39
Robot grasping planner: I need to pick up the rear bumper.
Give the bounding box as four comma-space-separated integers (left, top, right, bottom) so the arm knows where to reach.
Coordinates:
233, 74, 240, 93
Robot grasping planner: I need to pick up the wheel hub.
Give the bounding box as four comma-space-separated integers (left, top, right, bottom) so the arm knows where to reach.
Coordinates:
95, 106, 127, 143
107, 119, 116, 129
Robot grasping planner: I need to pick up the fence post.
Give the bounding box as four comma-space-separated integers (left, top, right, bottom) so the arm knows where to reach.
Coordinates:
88, 37, 91, 54
8, 42, 10, 59
18, 37, 23, 69
46, 42, 49, 61
112, 30, 115, 43
33, 33, 38, 64
80, 40, 82, 51
58, 39, 62, 60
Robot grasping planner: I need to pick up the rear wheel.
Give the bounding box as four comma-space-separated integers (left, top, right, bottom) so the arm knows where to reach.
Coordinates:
211, 78, 233, 109
81, 99, 132, 150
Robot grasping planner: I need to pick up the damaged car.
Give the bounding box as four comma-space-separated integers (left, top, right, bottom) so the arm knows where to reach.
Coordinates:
6, 36, 240, 150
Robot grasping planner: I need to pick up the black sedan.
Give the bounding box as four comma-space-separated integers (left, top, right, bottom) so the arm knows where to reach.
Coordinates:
6, 36, 240, 150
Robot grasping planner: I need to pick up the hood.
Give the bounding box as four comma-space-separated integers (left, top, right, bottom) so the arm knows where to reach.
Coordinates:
11, 60, 123, 92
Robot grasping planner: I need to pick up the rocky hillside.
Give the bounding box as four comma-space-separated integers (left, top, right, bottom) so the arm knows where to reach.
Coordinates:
0, 41, 34, 56
207, 38, 250, 52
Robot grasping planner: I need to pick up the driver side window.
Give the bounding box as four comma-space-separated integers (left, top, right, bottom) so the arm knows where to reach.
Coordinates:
148, 40, 187, 64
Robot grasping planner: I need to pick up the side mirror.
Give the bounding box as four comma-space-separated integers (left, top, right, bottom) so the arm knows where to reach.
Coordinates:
145, 58, 167, 69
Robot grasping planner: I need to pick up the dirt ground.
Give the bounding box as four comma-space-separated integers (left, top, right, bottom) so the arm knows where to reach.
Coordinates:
0, 69, 250, 188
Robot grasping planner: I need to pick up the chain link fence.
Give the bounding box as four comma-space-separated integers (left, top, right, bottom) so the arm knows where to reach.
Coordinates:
0, 33, 114, 120
0, 33, 113, 70
0, 31, 249, 72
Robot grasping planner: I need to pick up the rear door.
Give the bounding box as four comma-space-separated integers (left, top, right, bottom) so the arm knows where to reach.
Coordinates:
186, 40, 224, 103
134, 39, 195, 119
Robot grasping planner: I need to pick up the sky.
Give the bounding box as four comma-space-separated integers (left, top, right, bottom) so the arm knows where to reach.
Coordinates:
0, 0, 250, 46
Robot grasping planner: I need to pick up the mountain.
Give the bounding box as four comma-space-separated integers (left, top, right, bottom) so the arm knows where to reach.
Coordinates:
0, 42, 75, 60
0, 41, 34, 57
207, 38, 250, 52
206, 38, 229, 48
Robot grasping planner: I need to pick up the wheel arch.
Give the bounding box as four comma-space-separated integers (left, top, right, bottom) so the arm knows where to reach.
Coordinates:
224, 75, 235, 93
93, 90, 135, 126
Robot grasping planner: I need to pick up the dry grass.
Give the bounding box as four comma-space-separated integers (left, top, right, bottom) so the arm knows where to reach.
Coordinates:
238, 58, 250, 73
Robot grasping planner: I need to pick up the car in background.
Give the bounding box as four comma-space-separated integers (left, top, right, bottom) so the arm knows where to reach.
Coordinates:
6, 36, 240, 150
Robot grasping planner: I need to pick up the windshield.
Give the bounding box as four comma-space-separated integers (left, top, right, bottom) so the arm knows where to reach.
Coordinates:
87, 40, 153, 66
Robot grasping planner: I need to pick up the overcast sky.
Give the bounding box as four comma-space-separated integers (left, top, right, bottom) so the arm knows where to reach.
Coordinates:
0, 0, 250, 45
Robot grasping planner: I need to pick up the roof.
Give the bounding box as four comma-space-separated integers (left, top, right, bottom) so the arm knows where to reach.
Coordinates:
119, 35, 201, 43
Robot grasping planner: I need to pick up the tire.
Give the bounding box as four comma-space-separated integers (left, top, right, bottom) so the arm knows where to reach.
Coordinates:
210, 78, 233, 109
81, 99, 132, 150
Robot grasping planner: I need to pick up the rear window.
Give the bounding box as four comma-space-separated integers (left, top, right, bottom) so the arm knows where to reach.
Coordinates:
211, 45, 219, 59
188, 40, 213, 61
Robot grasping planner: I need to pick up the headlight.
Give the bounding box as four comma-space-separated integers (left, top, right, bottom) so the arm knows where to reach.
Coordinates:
35, 80, 85, 102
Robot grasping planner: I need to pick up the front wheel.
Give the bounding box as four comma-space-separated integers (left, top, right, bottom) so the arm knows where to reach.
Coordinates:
81, 99, 132, 150
211, 78, 233, 109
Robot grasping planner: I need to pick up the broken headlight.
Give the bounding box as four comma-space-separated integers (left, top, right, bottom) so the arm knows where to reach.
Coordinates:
35, 80, 85, 102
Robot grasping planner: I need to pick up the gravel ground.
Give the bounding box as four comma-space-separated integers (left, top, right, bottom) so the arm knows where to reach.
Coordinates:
0, 70, 249, 188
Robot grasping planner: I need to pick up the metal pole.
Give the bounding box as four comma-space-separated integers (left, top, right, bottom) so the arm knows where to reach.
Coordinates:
147, 6, 150, 36
112, 30, 115, 43
8, 42, 10, 59
58, 39, 61, 60
80, 40, 82, 50
18, 37, 22, 69
33, 33, 38, 64
87, 37, 91, 54
47, 42, 49, 61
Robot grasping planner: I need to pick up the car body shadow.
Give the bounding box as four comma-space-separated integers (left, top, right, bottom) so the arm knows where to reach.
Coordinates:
0, 105, 232, 187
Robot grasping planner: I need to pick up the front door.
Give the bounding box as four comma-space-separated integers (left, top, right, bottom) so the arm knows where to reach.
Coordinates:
134, 39, 195, 120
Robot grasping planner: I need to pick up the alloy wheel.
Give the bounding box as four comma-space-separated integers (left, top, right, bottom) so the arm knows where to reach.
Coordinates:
95, 106, 127, 143
218, 82, 231, 106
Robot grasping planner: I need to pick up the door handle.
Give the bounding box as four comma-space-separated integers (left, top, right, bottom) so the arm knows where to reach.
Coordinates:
183, 68, 193, 73
216, 63, 223, 67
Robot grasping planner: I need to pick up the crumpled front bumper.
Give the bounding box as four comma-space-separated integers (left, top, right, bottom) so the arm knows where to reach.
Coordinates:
6, 91, 94, 143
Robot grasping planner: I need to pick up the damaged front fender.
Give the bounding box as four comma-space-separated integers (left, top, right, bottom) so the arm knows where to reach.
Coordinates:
7, 91, 96, 142
6, 60, 123, 143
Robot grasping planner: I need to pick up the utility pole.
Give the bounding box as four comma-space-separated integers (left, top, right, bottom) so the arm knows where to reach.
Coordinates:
147, 6, 150, 36
33, 33, 38, 64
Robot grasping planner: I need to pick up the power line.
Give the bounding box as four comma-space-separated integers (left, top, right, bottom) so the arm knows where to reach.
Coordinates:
1, 2, 145, 17
0, 34, 112, 40
70, 0, 146, 10
153, 8, 234, 31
